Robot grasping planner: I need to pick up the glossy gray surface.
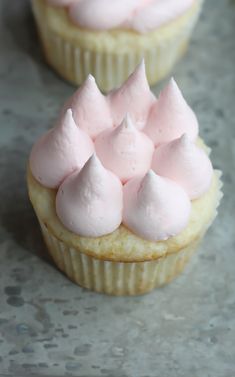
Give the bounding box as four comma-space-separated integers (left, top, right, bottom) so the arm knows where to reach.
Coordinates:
0, 0, 234, 376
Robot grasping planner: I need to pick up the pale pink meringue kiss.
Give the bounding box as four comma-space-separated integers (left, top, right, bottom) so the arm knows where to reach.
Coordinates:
108, 61, 155, 130
95, 114, 154, 183
56, 155, 123, 237
123, 170, 191, 241
144, 78, 198, 145
152, 134, 213, 199
69, 0, 139, 30
65, 74, 113, 139
130, 0, 194, 33
30, 109, 94, 189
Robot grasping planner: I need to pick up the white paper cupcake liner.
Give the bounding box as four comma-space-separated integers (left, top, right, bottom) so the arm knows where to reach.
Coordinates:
39, 220, 200, 295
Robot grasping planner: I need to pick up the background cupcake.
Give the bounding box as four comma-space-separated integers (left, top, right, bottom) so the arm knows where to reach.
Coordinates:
31, 0, 203, 91
27, 64, 222, 295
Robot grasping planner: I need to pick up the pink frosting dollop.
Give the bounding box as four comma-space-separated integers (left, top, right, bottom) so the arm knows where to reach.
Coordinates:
56, 155, 123, 237
152, 134, 213, 199
95, 114, 154, 183
123, 170, 191, 241
108, 61, 155, 130
30, 109, 94, 188
55, 0, 196, 33
69, 0, 139, 30
65, 75, 113, 140
130, 0, 195, 33
144, 78, 198, 146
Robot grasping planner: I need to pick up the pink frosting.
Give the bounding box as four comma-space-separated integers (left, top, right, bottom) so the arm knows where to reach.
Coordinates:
152, 134, 213, 199
123, 170, 191, 241
130, 0, 195, 33
56, 155, 123, 237
65, 75, 113, 140
95, 114, 154, 183
30, 62, 214, 241
30, 109, 94, 188
69, 0, 139, 30
108, 61, 155, 130
144, 78, 198, 146
48, 0, 195, 33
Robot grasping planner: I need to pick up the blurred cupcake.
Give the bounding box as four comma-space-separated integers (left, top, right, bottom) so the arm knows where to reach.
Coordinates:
31, 0, 203, 91
27, 65, 222, 295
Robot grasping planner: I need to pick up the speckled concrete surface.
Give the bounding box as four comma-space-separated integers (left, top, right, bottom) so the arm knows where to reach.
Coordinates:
0, 1, 235, 376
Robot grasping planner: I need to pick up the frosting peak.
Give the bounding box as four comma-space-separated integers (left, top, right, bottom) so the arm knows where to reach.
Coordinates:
56, 155, 123, 237
66, 74, 113, 139
144, 78, 198, 145
108, 61, 155, 130
30, 109, 94, 188
123, 170, 191, 241
95, 114, 154, 182
152, 134, 213, 199
112, 113, 137, 136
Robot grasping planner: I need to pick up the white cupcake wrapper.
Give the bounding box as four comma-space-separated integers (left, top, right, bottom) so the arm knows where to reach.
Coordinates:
39, 221, 199, 295
32, 0, 203, 91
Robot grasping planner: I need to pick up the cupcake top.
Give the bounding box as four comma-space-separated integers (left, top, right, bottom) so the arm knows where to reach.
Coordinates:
47, 0, 196, 33
29, 62, 213, 242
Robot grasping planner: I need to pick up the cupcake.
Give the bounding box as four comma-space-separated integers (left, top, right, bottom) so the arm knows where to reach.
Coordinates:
27, 63, 222, 295
31, 0, 203, 91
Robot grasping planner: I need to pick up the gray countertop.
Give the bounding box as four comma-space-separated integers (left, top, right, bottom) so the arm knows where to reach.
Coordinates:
0, 0, 235, 376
